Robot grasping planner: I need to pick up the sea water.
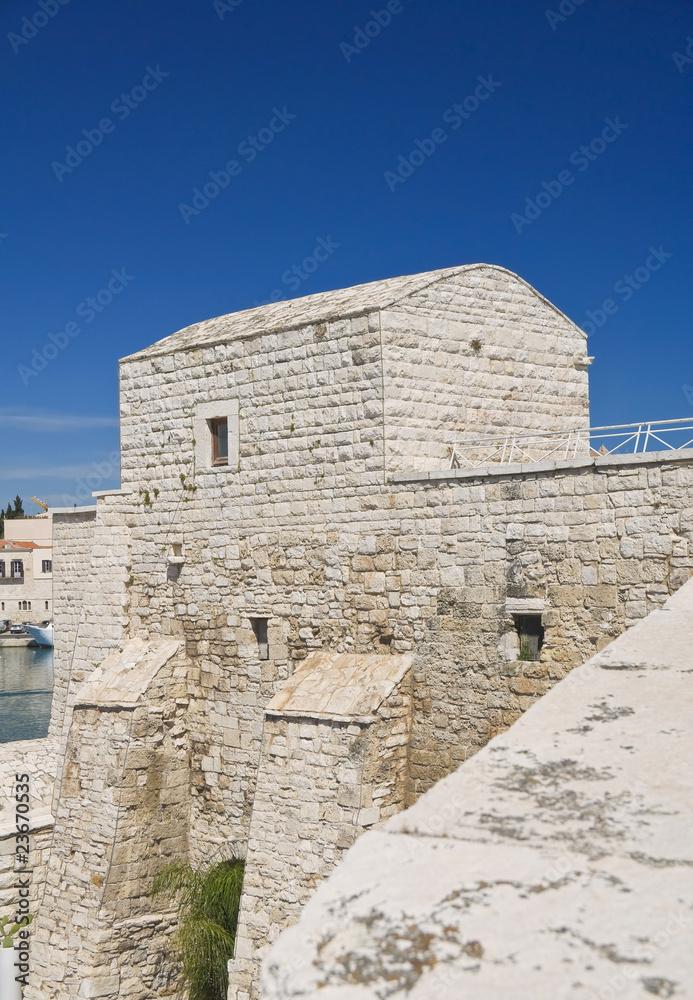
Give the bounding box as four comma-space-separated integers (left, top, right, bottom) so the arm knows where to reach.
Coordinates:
0, 645, 53, 743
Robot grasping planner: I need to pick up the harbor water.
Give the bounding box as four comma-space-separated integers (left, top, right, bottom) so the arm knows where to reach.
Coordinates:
0, 644, 53, 743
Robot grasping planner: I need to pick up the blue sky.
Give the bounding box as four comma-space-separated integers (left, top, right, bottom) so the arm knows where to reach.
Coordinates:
1, 0, 692, 508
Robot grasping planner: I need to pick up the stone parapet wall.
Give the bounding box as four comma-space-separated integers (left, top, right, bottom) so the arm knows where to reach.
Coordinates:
23, 450, 693, 1000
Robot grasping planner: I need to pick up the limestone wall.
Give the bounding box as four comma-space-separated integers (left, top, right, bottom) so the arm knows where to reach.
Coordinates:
0, 510, 99, 950
55, 451, 693, 873
49, 508, 97, 738
381, 266, 589, 470
91, 263, 592, 874
49, 509, 132, 820
27, 639, 190, 1000
0, 738, 55, 917
22, 447, 693, 1000
229, 652, 413, 999
394, 453, 693, 796
262, 579, 693, 1000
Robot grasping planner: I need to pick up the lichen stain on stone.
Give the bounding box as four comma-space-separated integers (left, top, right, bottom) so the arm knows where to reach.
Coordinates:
642, 977, 678, 997
584, 700, 635, 723
495, 757, 615, 795
554, 926, 652, 966
315, 908, 480, 996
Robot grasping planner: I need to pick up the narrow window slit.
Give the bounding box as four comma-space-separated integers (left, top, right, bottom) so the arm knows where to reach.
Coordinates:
514, 614, 544, 660
210, 418, 229, 466
250, 618, 269, 660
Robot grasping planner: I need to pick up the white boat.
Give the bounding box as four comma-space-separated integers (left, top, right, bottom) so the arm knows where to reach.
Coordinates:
24, 622, 53, 648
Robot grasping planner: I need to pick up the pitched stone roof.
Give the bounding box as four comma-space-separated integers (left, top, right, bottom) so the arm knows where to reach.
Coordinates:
123, 262, 573, 362
74, 637, 182, 708
265, 651, 413, 722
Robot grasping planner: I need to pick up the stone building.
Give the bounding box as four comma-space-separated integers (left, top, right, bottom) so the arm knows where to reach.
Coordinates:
1, 508, 54, 621
0, 537, 52, 622
0, 262, 692, 1000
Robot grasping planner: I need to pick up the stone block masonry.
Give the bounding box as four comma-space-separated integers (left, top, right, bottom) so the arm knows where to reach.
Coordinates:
14, 263, 693, 999
27, 639, 191, 1000
0, 739, 55, 917
49, 508, 97, 739
229, 652, 413, 999
262, 578, 693, 999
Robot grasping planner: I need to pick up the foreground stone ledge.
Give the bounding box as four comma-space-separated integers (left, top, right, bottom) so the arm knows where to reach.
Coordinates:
262, 580, 693, 999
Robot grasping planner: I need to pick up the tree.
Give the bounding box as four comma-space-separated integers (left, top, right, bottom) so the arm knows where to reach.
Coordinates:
151, 857, 245, 1000
12, 495, 24, 518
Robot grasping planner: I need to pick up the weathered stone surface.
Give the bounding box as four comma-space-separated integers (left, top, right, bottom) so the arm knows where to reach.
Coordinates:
265, 652, 413, 721
262, 580, 693, 999
75, 638, 182, 707
230, 658, 414, 1000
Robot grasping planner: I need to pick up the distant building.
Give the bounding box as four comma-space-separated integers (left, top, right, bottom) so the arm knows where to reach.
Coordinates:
1, 513, 53, 621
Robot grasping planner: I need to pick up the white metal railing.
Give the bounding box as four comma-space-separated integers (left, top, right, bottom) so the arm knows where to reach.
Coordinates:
449, 418, 693, 470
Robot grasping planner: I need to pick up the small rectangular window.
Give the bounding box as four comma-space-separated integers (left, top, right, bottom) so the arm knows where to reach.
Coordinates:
0, 561, 4, 578
42, 560, 52, 573
194, 400, 238, 471
515, 615, 544, 661
250, 618, 269, 660
210, 418, 229, 466
11, 560, 23, 579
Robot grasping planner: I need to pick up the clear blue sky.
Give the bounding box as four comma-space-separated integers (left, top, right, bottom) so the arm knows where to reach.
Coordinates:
1, 0, 691, 508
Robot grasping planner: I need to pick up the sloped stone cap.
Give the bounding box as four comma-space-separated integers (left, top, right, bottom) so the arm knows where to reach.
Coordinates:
122, 262, 582, 361
265, 652, 413, 723
262, 580, 693, 999
74, 638, 182, 708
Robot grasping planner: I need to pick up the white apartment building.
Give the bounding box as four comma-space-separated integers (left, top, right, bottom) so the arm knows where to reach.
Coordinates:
1, 513, 53, 622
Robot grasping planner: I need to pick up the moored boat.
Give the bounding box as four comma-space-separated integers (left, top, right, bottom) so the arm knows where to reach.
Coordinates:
23, 622, 53, 648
